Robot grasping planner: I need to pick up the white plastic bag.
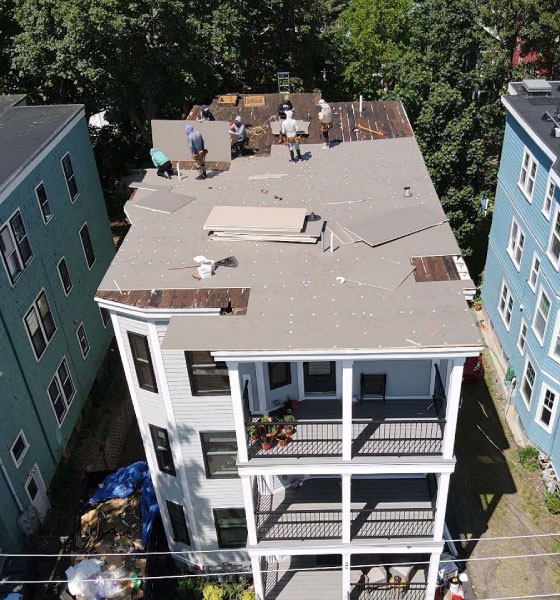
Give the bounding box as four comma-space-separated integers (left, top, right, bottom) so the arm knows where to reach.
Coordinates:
66, 558, 104, 598
95, 567, 127, 598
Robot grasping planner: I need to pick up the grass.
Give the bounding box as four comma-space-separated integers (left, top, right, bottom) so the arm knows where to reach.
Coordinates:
517, 446, 540, 471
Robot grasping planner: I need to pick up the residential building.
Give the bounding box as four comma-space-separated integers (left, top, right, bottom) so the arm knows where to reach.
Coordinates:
0, 95, 115, 553
96, 93, 481, 600
482, 80, 560, 478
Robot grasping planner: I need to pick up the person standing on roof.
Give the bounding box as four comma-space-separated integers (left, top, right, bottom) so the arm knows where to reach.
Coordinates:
197, 105, 215, 121
281, 110, 302, 163
229, 116, 248, 156
318, 99, 333, 149
185, 124, 207, 180
150, 148, 174, 178
277, 94, 293, 120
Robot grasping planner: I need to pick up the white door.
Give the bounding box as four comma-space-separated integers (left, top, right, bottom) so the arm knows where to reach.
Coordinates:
25, 465, 50, 522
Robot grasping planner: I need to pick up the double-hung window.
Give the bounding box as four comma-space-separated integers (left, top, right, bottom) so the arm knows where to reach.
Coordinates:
528, 254, 540, 292
549, 311, 560, 363
79, 224, 96, 269
518, 320, 528, 355
507, 218, 525, 269
24, 290, 56, 359
536, 386, 558, 433
166, 501, 190, 545
543, 177, 556, 219
521, 358, 536, 408
519, 148, 538, 201
532, 287, 551, 344
214, 509, 247, 548
35, 183, 52, 223
498, 281, 513, 329
149, 425, 175, 476
57, 258, 72, 295
47, 358, 75, 424
547, 207, 560, 269
128, 332, 158, 392
201, 432, 238, 478
76, 323, 90, 358
185, 351, 230, 396
0, 211, 33, 284
61, 153, 79, 201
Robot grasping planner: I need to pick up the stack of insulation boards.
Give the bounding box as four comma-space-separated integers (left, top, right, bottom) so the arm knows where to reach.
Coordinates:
203, 205, 324, 243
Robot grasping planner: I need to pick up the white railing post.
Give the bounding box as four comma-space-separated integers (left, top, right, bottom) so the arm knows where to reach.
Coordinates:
442, 359, 464, 458
342, 474, 351, 543
342, 553, 351, 599
425, 551, 441, 600
432, 472, 451, 541
342, 360, 354, 460
241, 475, 258, 546
227, 361, 249, 463
251, 554, 265, 600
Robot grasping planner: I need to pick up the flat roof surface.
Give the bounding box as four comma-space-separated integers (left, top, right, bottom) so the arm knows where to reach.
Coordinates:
99, 132, 480, 351
0, 98, 83, 194
504, 81, 560, 177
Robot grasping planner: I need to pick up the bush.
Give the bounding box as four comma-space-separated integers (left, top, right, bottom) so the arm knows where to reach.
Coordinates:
239, 589, 256, 600
203, 583, 226, 600
517, 446, 540, 471
176, 577, 206, 600
545, 492, 560, 514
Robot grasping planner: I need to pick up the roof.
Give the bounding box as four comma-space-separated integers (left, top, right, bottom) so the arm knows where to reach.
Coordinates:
0, 96, 83, 195
98, 101, 479, 352
503, 81, 560, 177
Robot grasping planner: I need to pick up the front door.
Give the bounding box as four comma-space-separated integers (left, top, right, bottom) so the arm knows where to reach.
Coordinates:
25, 465, 50, 522
303, 362, 336, 395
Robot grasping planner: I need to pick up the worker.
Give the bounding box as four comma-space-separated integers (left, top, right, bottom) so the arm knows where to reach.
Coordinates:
197, 105, 215, 121
229, 116, 248, 156
277, 94, 293, 120
185, 124, 207, 180
318, 98, 333, 149
281, 110, 302, 163
150, 148, 174, 178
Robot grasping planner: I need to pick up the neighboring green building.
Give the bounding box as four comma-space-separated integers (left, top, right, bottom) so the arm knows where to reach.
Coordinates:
0, 95, 114, 554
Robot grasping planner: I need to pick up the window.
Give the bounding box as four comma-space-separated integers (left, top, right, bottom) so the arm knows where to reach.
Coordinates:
518, 320, 528, 355
57, 258, 72, 295
128, 332, 158, 392
536, 386, 558, 432
533, 287, 551, 344
61, 153, 79, 201
214, 509, 247, 548
528, 254, 540, 292
99, 306, 110, 328
35, 183, 52, 223
166, 501, 190, 545
547, 207, 560, 269
543, 177, 556, 219
79, 224, 96, 269
201, 432, 238, 478
507, 218, 525, 269
24, 290, 56, 359
10, 430, 29, 467
185, 351, 230, 396
268, 362, 292, 390
47, 358, 75, 424
0, 210, 33, 284
76, 323, 90, 358
519, 148, 538, 201
149, 425, 175, 476
521, 358, 536, 408
498, 281, 513, 329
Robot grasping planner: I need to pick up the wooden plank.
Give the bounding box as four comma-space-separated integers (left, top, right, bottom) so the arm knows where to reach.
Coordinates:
244, 95, 266, 107
176, 289, 198, 309
147, 289, 164, 307
443, 255, 461, 280
411, 257, 428, 282
159, 289, 176, 308
347, 104, 358, 142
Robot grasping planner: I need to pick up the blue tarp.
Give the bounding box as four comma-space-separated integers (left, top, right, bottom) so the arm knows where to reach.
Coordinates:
87, 461, 159, 548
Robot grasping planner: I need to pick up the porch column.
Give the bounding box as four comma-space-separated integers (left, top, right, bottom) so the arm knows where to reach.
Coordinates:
241, 475, 258, 545
342, 360, 354, 460
256, 362, 268, 414
227, 361, 249, 463
342, 553, 351, 600
251, 554, 265, 600
442, 359, 464, 458
342, 474, 351, 543
433, 472, 451, 540
429, 359, 440, 396
425, 551, 441, 600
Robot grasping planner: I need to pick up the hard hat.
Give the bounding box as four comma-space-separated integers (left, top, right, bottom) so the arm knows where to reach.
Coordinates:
202, 105, 209, 111
234, 115, 242, 123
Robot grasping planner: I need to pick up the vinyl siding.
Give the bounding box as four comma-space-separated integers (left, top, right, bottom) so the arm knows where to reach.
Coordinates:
352, 360, 432, 398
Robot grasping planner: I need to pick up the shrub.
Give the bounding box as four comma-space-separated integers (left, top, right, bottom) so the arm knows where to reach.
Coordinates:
239, 589, 256, 600
176, 577, 205, 600
517, 446, 540, 471
203, 583, 226, 600
545, 492, 560, 514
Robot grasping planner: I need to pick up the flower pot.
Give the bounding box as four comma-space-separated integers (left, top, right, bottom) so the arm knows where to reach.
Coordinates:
261, 440, 273, 451
277, 437, 289, 447
288, 399, 300, 409
285, 425, 295, 436
250, 433, 259, 441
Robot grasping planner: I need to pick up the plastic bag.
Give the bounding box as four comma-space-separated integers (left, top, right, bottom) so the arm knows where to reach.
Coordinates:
66, 559, 104, 598
94, 567, 127, 598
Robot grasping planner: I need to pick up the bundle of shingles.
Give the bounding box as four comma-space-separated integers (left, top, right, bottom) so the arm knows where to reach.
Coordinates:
203, 205, 324, 243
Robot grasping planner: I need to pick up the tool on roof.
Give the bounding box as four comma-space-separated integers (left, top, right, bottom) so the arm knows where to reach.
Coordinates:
354, 123, 386, 137
168, 256, 237, 271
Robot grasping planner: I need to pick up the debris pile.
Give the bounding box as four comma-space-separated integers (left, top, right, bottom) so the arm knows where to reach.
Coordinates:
539, 452, 559, 493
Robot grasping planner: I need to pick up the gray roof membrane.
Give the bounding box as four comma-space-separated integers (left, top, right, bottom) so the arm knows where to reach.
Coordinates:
100, 137, 480, 352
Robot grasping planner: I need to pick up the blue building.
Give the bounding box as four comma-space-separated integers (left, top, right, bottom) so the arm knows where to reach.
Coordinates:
482, 80, 560, 476
0, 95, 115, 555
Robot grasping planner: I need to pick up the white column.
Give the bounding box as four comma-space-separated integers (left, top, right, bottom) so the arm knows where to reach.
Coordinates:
425, 551, 441, 600
256, 362, 268, 414
241, 475, 258, 546
227, 361, 249, 463
342, 360, 354, 460
251, 554, 265, 600
342, 474, 351, 543
442, 359, 464, 458
429, 359, 439, 396
433, 472, 451, 540
342, 553, 351, 600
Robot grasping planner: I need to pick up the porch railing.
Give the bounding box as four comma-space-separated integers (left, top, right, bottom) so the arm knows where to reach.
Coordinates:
350, 508, 435, 538
354, 582, 428, 600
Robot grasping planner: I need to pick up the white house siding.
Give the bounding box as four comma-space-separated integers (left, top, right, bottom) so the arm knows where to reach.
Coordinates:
352, 359, 432, 398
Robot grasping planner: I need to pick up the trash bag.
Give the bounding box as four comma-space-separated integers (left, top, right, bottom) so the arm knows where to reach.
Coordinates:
66, 558, 104, 599
94, 567, 127, 598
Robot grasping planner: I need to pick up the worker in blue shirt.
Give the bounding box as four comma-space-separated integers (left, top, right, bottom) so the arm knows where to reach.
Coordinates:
150, 148, 174, 178
185, 124, 207, 179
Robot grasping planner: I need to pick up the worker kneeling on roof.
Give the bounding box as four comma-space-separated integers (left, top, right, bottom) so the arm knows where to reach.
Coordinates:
150, 148, 174, 178
281, 110, 303, 163
229, 115, 248, 157
185, 124, 208, 180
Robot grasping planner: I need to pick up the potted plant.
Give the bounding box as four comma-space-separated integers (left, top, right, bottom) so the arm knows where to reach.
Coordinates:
473, 296, 482, 311
277, 432, 289, 447
283, 414, 296, 436
248, 424, 259, 441
260, 434, 274, 451
287, 396, 300, 410
260, 416, 277, 438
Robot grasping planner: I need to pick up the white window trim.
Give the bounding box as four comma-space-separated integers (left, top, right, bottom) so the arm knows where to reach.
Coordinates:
10, 429, 29, 468
517, 319, 528, 355
76, 322, 90, 358
0, 207, 35, 287
507, 217, 525, 270
79, 222, 96, 270
520, 355, 536, 409
47, 356, 76, 426
546, 205, 560, 271
528, 252, 540, 292
532, 285, 551, 346
535, 383, 559, 434
60, 152, 80, 203
22, 288, 57, 362
518, 147, 538, 202
57, 257, 72, 296
548, 309, 560, 364
34, 181, 52, 224
542, 175, 555, 220
498, 280, 514, 331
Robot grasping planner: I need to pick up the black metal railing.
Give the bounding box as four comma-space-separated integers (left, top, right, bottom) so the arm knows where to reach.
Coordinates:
352, 419, 445, 456
354, 582, 428, 600
433, 364, 447, 418
255, 509, 342, 541
350, 508, 435, 538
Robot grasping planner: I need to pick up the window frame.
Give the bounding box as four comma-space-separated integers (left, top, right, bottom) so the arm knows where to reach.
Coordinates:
10, 429, 29, 468
57, 257, 73, 296
128, 331, 158, 393
185, 351, 230, 396
35, 182, 52, 224
0, 208, 34, 285
543, 176, 556, 220
79, 223, 96, 270
548, 309, 560, 364
517, 319, 528, 355
507, 217, 525, 270
532, 286, 551, 345
76, 322, 90, 358
520, 356, 536, 409
528, 253, 540, 293
166, 500, 191, 545
518, 147, 538, 202
547, 205, 560, 270
200, 431, 238, 479
99, 306, 111, 328
268, 362, 292, 390
149, 424, 176, 476
213, 508, 247, 549
498, 280, 514, 330
61, 152, 79, 203
23, 289, 56, 360
47, 357, 76, 425
535, 384, 559, 434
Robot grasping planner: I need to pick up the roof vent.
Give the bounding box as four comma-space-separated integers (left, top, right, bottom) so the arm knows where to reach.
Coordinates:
521, 79, 552, 96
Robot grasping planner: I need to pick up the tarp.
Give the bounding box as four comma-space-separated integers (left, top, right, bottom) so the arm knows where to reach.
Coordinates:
87, 461, 159, 547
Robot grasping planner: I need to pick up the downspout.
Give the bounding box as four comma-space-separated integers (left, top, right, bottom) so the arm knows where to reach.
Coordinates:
0, 458, 24, 513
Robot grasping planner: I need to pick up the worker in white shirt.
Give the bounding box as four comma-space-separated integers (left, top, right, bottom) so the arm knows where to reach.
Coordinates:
318, 99, 333, 149
281, 110, 302, 162
229, 115, 248, 156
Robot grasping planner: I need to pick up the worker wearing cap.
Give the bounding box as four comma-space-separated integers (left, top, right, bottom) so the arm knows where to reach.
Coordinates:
185, 124, 207, 179
277, 94, 293, 120
150, 148, 174, 178
197, 105, 215, 121
229, 115, 248, 156
318, 99, 333, 149
281, 110, 303, 163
